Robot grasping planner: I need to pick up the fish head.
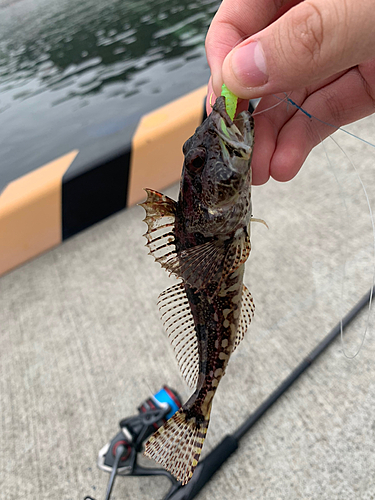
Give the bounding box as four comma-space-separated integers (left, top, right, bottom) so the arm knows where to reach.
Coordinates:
179, 95, 254, 236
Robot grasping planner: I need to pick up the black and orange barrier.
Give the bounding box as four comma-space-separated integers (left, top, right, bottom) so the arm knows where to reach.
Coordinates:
0, 85, 207, 276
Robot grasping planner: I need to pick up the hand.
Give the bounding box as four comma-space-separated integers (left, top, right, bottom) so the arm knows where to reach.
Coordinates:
205, 0, 375, 185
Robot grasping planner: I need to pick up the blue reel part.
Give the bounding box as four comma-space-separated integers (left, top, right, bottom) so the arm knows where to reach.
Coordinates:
152, 386, 181, 420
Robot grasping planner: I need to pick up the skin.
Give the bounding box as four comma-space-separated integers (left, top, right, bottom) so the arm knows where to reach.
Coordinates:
205, 0, 375, 185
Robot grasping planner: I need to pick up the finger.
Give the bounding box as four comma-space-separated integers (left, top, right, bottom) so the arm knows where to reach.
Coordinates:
205, 78, 217, 116
252, 70, 348, 138
205, 0, 296, 96
250, 88, 319, 185
250, 114, 274, 185
235, 99, 249, 115
222, 0, 375, 99
270, 59, 375, 182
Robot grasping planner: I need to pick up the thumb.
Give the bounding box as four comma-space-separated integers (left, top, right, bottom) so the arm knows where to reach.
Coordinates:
221, 0, 375, 99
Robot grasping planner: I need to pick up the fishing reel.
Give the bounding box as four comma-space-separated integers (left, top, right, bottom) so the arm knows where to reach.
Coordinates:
83, 384, 240, 500
84, 386, 184, 500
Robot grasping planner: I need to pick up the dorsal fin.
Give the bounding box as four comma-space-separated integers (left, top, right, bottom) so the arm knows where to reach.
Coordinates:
233, 284, 255, 351
140, 188, 177, 222
140, 189, 180, 276
158, 283, 199, 389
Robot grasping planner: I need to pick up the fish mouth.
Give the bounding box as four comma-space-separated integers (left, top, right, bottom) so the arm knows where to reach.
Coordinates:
211, 96, 252, 161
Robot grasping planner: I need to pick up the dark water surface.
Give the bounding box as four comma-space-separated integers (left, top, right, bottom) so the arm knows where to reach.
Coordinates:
0, 0, 219, 190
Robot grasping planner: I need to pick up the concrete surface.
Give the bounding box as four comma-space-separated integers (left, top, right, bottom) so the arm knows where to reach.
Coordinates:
1, 111, 375, 500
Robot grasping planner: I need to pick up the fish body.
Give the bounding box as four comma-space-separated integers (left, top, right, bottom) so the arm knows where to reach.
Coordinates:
140, 96, 255, 485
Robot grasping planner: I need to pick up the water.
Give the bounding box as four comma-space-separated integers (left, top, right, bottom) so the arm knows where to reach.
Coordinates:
0, 0, 219, 191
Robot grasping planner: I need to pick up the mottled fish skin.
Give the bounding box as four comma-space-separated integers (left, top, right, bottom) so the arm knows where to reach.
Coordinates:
181, 265, 245, 421
141, 95, 255, 485
178, 97, 253, 239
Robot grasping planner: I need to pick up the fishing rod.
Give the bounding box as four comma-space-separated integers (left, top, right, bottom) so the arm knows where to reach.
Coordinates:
84, 285, 374, 500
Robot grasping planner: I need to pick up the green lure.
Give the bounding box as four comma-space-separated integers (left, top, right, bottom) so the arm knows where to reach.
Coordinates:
221, 84, 238, 121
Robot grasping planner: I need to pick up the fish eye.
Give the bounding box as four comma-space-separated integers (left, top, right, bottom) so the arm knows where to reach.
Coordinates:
186, 147, 206, 171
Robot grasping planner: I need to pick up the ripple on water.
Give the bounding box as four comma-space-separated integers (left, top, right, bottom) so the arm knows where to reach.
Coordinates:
0, 0, 219, 102
0, 0, 219, 183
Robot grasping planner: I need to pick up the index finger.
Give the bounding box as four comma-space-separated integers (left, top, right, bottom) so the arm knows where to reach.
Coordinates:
205, 0, 302, 95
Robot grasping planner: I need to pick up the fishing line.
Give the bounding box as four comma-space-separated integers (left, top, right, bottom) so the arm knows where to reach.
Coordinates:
318, 131, 353, 357
275, 93, 375, 149
251, 92, 292, 117
328, 135, 375, 358
274, 94, 375, 357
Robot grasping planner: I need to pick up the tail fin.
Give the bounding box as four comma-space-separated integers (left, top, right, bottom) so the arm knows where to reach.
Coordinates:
144, 408, 209, 485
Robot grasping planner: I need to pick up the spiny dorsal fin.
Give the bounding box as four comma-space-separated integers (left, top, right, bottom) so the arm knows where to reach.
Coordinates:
140, 188, 177, 221
140, 189, 180, 276
144, 408, 209, 485
158, 283, 199, 389
233, 284, 255, 351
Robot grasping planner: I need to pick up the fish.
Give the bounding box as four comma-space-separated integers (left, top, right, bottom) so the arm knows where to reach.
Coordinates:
140, 95, 257, 485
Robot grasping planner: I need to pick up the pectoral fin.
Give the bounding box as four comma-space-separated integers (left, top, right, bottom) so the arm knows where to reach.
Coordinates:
177, 229, 252, 291
140, 190, 252, 292
176, 239, 227, 289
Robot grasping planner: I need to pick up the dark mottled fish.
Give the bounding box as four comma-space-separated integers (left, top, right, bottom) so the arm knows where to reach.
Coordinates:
140, 95, 256, 485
